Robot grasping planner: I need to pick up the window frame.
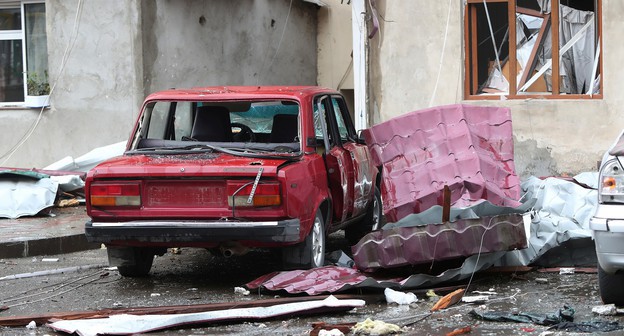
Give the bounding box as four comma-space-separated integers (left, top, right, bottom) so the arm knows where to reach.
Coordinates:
463, 0, 603, 100
0, 0, 46, 106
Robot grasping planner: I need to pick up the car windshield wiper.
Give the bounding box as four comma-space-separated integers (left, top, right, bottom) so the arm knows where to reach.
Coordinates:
128, 143, 302, 160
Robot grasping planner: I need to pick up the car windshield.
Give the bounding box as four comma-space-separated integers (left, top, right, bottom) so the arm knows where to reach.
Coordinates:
128, 99, 301, 157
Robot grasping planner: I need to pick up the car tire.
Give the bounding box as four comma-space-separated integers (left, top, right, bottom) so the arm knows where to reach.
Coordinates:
282, 209, 326, 269
598, 264, 624, 305
108, 247, 155, 277
345, 187, 382, 245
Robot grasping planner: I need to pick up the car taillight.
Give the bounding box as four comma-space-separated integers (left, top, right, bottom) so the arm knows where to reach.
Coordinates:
600, 159, 624, 203
227, 182, 281, 207
90, 182, 142, 207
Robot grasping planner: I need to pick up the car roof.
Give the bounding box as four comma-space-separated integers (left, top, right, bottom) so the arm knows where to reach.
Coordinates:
144, 86, 339, 102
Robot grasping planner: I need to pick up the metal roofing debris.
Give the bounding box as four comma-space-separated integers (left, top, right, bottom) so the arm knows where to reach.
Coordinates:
246, 252, 506, 295
0, 170, 58, 219
352, 213, 527, 271
499, 173, 597, 267
44, 141, 126, 172
48, 295, 364, 336
362, 104, 520, 223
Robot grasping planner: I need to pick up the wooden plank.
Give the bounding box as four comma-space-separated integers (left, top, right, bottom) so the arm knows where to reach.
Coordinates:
516, 6, 545, 18
507, 0, 517, 96
551, 0, 560, 95
470, 6, 478, 95
442, 185, 451, 223
517, 14, 551, 91
464, 5, 472, 98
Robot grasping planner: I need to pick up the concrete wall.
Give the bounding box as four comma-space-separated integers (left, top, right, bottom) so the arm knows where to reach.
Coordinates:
141, 0, 318, 94
317, 0, 353, 90
0, 0, 143, 168
368, 0, 621, 178
0, 0, 318, 168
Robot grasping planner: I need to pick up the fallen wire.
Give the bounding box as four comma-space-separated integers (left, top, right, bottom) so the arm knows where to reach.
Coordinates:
1, 269, 110, 308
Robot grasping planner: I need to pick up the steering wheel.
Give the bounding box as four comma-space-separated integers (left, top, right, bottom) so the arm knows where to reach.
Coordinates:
231, 122, 256, 142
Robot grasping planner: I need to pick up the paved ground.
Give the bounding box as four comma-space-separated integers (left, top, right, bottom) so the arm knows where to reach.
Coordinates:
0, 206, 98, 259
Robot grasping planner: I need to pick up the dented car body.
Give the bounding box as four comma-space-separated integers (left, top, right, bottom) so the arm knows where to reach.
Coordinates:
85, 86, 380, 276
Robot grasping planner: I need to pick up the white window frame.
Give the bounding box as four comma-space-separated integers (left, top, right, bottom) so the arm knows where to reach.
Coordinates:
0, 0, 45, 107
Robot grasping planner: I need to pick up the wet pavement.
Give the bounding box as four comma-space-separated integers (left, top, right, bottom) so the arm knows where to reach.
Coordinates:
0, 233, 621, 336
0, 206, 98, 259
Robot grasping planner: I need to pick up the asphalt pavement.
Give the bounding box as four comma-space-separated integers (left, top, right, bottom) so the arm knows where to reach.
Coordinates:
0, 206, 98, 259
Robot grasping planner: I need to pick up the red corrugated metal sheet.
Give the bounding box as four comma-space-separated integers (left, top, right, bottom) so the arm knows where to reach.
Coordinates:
362, 104, 521, 223
351, 213, 527, 271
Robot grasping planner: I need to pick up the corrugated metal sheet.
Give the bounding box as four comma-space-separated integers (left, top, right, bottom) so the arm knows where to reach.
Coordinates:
362, 104, 521, 223
245, 252, 508, 295
352, 213, 527, 271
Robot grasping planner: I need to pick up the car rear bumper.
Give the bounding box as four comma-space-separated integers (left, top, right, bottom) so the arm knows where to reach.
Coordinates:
85, 219, 301, 245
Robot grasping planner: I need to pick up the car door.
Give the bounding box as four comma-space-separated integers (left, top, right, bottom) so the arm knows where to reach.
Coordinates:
314, 95, 375, 224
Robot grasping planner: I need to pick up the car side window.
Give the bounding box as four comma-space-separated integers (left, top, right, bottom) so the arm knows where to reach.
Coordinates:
146, 102, 170, 139
331, 97, 349, 142
173, 102, 193, 140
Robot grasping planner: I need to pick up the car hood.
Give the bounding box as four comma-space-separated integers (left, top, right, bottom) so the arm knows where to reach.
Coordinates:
87, 153, 293, 178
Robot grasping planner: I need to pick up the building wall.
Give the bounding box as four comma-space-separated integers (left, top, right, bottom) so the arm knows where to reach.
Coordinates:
368, 0, 621, 178
317, 0, 353, 90
0, 0, 318, 168
0, 0, 144, 168
141, 0, 318, 94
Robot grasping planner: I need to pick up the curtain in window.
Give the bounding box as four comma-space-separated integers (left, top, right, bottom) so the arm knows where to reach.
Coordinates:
25, 3, 47, 80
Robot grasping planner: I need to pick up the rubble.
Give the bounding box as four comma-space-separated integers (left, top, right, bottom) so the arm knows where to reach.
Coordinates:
384, 288, 417, 305
592, 304, 617, 316
431, 288, 464, 312
47, 295, 365, 336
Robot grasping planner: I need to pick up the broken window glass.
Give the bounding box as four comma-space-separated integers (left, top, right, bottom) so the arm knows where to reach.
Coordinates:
465, 0, 601, 98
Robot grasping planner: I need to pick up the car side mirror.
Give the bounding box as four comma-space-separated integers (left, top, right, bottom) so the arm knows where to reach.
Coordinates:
356, 130, 367, 145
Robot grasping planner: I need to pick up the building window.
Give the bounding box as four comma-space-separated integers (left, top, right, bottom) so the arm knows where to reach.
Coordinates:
464, 0, 602, 99
0, 2, 47, 105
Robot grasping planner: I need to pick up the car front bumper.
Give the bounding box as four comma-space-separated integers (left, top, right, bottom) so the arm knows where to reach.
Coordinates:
85, 219, 301, 246
591, 203, 624, 274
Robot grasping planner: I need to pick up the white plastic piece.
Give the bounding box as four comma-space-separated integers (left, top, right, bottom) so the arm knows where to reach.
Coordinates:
384, 288, 418, 305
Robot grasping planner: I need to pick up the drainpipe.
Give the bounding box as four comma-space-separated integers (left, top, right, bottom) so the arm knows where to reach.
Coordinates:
351, 0, 367, 131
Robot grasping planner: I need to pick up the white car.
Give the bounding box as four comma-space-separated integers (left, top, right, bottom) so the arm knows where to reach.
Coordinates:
591, 131, 624, 305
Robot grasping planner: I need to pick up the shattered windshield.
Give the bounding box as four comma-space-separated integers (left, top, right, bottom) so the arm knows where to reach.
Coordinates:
129, 99, 301, 157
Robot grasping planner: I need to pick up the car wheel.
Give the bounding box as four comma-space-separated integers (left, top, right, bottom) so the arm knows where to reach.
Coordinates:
282, 209, 326, 269
345, 187, 382, 245
598, 264, 624, 305
107, 247, 155, 277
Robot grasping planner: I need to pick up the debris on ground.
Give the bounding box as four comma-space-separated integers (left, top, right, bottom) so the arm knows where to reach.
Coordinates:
445, 326, 472, 336
384, 288, 417, 305
351, 318, 403, 335
548, 321, 624, 333
430, 288, 465, 312
592, 304, 617, 316
0, 170, 58, 219
469, 304, 575, 325
461, 295, 489, 304
47, 295, 365, 336
310, 322, 355, 336
234, 287, 250, 296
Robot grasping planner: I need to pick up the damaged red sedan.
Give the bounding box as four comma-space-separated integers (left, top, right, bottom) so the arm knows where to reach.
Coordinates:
85, 86, 381, 276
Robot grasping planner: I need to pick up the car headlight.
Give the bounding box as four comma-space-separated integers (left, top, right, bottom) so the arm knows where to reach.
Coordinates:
599, 159, 624, 203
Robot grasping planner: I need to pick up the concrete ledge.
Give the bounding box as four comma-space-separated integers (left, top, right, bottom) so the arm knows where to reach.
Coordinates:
0, 234, 100, 259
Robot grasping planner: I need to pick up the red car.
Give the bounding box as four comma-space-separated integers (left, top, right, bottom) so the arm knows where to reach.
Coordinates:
85, 86, 381, 276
